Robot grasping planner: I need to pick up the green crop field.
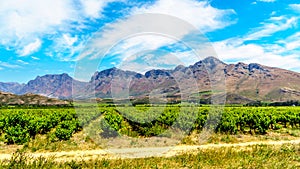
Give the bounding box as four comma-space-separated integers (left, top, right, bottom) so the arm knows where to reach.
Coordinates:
0, 105, 299, 168
0, 108, 81, 144
0, 105, 300, 145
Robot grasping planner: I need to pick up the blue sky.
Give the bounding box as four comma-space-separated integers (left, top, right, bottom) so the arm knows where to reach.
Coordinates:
0, 0, 300, 83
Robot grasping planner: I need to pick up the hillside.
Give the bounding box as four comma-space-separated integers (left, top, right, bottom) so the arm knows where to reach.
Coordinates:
0, 91, 69, 106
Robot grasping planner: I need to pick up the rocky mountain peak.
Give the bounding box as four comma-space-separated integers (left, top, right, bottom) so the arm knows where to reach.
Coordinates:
193, 56, 226, 70
91, 67, 142, 82
248, 63, 268, 72
18, 73, 80, 99
203, 56, 225, 64
145, 69, 171, 78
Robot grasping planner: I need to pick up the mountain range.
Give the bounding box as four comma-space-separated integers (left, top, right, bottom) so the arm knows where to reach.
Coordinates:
2, 56, 300, 104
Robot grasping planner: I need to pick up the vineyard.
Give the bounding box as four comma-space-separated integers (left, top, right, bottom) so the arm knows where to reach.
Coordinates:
101, 106, 300, 137
0, 108, 81, 144
0, 105, 300, 144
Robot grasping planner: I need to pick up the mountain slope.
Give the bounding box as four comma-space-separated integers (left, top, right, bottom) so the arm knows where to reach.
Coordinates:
0, 82, 24, 93
224, 62, 300, 101
19, 73, 86, 99
0, 91, 69, 106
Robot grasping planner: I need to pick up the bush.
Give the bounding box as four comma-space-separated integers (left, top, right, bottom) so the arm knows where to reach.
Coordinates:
99, 119, 119, 138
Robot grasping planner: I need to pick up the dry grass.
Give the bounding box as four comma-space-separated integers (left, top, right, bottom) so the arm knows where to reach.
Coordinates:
3, 127, 298, 154
2, 143, 300, 169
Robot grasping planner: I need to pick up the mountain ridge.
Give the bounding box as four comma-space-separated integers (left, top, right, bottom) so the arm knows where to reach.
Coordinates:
2, 56, 300, 103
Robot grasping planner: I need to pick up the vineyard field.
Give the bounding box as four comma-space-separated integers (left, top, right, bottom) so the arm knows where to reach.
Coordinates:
0, 105, 300, 145
101, 106, 300, 137
0, 108, 81, 144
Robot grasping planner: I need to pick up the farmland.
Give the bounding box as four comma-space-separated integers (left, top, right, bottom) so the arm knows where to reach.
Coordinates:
0, 105, 299, 168
0, 105, 300, 145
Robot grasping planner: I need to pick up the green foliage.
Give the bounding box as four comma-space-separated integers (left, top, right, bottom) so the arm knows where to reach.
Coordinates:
99, 118, 119, 138
100, 106, 300, 138
1, 105, 300, 144
55, 120, 80, 141
0, 108, 82, 144
5, 125, 30, 144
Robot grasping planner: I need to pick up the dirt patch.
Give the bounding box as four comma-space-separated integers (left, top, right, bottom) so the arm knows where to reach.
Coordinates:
0, 139, 299, 162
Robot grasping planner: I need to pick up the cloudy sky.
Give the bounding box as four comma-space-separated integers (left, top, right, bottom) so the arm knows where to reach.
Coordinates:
1, 0, 300, 82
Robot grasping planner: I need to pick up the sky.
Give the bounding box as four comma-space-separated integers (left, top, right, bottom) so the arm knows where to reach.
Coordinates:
0, 0, 300, 83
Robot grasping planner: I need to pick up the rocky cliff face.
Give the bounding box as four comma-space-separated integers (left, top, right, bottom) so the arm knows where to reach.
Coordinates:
18, 73, 86, 99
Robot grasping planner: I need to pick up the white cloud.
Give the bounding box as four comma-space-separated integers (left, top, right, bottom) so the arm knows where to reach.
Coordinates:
212, 32, 300, 71
18, 39, 41, 56
0, 0, 77, 54
245, 16, 297, 40
210, 12, 300, 72
80, 0, 113, 18
290, 4, 300, 12
213, 39, 300, 70
48, 34, 86, 61
278, 32, 300, 51
118, 61, 162, 73
169, 50, 201, 66
0, 61, 20, 68
63, 34, 78, 46
119, 51, 191, 73
108, 34, 176, 62
78, 13, 195, 61
120, 51, 184, 72
258, 0, 276, 2
17, 60, 29, 65
73, 0, 235, 81
77, 0, 236, 66
133, 0, 236, 33
0, 0, 236, 65
0, 0, 119, 57
31, 56, 40, 60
